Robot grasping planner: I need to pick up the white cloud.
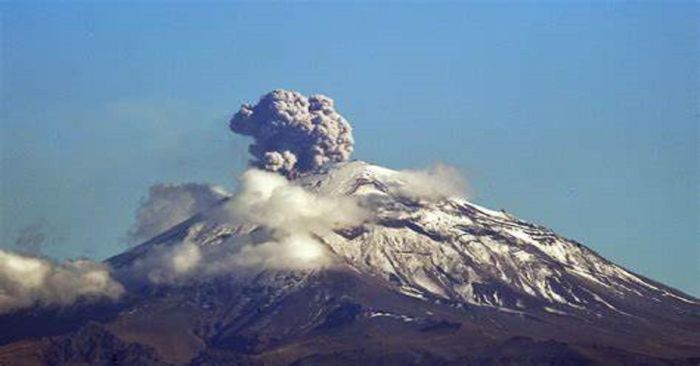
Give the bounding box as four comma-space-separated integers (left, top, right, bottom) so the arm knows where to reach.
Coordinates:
134, 169, 368, 284
211, 233, 330, 271
221, 169, 367, 269
228, 169, 367, 235
0, 250, 124, 314
135, 239, 203, 285
394, 164, 470, 201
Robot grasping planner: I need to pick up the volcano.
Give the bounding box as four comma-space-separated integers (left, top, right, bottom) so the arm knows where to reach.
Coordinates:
0, 160, 698, 366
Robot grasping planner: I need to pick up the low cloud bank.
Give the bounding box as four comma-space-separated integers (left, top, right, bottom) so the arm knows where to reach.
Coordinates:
128, 183, 230, 244
0, 250, 124, 314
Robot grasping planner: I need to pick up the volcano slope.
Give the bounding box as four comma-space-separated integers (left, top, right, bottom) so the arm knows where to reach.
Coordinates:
1, 161, 699, 366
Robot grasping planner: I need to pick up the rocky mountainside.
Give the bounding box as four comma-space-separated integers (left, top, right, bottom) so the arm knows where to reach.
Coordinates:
304, 162, 698, 322
1, 161, 699, 366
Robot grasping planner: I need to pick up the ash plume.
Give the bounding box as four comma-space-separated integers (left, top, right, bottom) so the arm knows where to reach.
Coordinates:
229, 90, 354, 177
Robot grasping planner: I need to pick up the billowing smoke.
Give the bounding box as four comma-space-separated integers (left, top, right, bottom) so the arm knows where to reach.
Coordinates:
0, 250, 124, 314
128, 183, 231, 243
394, 164, 470, 201
229, 90, 354, 176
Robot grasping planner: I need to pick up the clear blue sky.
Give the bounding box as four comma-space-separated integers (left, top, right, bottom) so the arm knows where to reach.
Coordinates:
1, 2, 697, 295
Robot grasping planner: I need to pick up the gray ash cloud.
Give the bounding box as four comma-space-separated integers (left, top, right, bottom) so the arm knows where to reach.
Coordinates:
229, 90, 354, 177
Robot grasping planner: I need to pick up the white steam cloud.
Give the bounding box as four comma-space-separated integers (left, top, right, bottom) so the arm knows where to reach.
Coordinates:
128, 183, 230, 243
137, 169, 368, 284
394, 164, 470, 201
223, 169, 367, 268
0, 250, 124, 314
130, 237, 203, 284
229, 169, 367, 236
230, 90, 354, 176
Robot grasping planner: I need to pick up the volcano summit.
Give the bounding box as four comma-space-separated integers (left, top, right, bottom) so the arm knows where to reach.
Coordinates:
0, 90, 698, 366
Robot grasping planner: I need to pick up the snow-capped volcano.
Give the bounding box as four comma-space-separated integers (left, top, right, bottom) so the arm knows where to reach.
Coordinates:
302, 161, 697, 314
2, 88, 698, 365
117, 160, 697, 316
2, 160, 699, 365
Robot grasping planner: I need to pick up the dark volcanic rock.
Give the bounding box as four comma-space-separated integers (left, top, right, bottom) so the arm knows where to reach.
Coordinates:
316, 302, 362, 329
43, 322, 168, 366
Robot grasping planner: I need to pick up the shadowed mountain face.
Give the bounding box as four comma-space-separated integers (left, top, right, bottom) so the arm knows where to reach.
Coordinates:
1, 161, 699, 366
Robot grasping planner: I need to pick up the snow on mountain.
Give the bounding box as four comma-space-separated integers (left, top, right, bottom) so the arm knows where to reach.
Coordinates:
302, 161, 697, 314
115, 160, 697, 319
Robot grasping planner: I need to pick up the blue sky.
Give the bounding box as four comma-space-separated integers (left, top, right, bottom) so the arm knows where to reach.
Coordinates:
1, 2, 697, 295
